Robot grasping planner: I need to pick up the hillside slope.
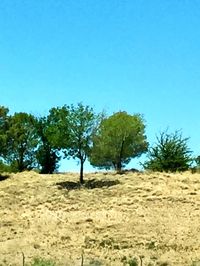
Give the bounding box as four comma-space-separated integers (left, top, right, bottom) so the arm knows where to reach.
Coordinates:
0, 171, 200, 265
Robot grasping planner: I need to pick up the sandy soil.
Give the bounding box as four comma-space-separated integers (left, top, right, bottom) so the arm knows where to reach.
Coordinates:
0, 171, 200, 266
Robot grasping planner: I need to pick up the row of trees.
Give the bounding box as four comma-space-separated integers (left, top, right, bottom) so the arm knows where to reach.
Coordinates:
0, 104, 148, 182
0, 104, 195, 183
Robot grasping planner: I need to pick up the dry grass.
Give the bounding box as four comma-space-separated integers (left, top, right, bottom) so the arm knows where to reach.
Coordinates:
0, 171, 200, 265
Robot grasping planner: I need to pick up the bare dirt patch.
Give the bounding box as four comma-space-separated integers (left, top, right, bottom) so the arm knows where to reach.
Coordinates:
0, 171, 200, 265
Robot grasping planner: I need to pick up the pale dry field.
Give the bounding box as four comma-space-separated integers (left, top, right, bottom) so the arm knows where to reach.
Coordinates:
0, 171, 200, 266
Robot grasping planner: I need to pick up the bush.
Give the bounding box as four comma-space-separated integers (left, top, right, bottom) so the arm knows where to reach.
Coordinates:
144, 130, 192, 172
127, 257, 138, 266
30, 258, 56, 266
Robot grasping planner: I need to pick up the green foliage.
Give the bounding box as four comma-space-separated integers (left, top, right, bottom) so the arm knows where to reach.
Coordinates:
67, 103, 99, 183
194, 156, 200, 170
30, 258, 56, 266
35, 105, 70, 174
144, 130, 192, 172
127, 257, 138, 266
35, 116, 61, 174
45, 106, 70, 149
0, 106, 9, 157
90, 111, 148, 172
40, 103, 99, 182
5, 112, 38, 172
67, 103, 97, 158
0, 160, 11, 173
36, 145, 60, 174
0, 104, 197, 177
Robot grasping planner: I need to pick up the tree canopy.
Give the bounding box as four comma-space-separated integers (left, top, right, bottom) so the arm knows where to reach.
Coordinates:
66, 103, 98, 183
35, 116, 61, 174
5, 112, 38, 172
89, 111, 148, 172
33, 106, 70, 174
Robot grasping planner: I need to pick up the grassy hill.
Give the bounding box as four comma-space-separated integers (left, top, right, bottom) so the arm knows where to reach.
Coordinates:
0, 171, 200, 266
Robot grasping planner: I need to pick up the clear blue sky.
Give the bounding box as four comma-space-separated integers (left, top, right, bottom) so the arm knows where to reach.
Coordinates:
1, 0, 200, 171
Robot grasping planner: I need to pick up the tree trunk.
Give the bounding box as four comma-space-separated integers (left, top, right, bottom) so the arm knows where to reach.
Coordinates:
116, 161, 122, 173
80, 159, 84, 184
116, 139, 125, 173
18, 156, 24, 172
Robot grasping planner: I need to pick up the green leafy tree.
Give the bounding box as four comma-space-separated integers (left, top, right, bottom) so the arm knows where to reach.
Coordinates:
45, 106, 70, 150
5, 112, 38, 172
39, 104, 97, 182
67, 103, 98, 183
34, 105, 76, 175
37, 105, 71, 173
144, 130, 192, 172
90, 111, 148, 172
0, 106, 9, 159
35, 116, 61, 174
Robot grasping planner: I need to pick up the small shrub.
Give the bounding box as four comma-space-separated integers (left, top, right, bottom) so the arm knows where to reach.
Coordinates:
30, 258, 56, 266
127, 257, 138, 266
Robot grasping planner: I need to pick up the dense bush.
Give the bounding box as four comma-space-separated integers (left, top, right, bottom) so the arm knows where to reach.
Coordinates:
144, 130, 192, 172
